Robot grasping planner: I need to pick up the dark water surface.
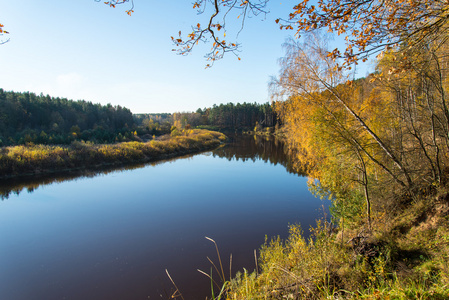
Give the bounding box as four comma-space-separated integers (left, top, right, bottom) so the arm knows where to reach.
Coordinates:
0, 135, 329, 300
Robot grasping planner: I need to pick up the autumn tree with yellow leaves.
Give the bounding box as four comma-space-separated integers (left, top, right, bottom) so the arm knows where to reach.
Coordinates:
273, 27, 449, 231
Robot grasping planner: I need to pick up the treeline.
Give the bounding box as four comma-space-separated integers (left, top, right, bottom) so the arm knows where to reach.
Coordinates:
0, 89, 135, 146
173, 102, 279, 131
0, 88, 277, 147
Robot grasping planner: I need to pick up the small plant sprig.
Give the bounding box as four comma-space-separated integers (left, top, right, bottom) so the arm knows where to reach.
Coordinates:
197, 236, 233, 300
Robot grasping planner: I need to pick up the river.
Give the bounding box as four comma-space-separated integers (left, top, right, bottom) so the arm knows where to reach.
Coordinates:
0, 134, 329, 300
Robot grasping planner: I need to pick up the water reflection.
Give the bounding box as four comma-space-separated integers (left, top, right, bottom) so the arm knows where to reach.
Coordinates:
213, 134, 303, 176
0, 154, 195, 200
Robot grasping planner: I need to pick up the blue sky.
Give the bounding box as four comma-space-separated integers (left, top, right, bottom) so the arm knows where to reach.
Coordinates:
0, 1, 371, 113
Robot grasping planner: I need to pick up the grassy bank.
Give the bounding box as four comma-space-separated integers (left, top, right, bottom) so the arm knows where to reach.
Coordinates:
212, 186, 449, 299
0, 129, 226, 179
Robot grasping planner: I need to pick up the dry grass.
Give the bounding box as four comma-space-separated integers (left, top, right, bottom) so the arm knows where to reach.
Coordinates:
0, 129, 227, 179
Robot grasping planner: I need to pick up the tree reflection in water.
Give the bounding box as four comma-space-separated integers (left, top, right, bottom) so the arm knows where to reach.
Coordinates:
212, 133, 305, 176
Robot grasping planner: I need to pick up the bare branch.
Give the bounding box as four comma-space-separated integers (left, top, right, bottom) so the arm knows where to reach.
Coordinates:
172, 0, 268, 67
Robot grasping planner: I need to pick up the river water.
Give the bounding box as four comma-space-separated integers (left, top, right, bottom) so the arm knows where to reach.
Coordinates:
0, 134, 328, 299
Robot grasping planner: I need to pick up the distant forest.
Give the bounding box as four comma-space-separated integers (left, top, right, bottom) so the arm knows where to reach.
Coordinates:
0, 89, 278, 146
172, 102, 279, 130
0, 89, 136, 146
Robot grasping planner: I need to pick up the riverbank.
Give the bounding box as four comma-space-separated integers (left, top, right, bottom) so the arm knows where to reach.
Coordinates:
0, 129, 227, 180
219, 185, 449, 299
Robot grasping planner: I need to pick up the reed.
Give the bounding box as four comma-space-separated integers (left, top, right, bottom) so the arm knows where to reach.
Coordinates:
198, 236, 233, 300
165, 269, 185, 300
